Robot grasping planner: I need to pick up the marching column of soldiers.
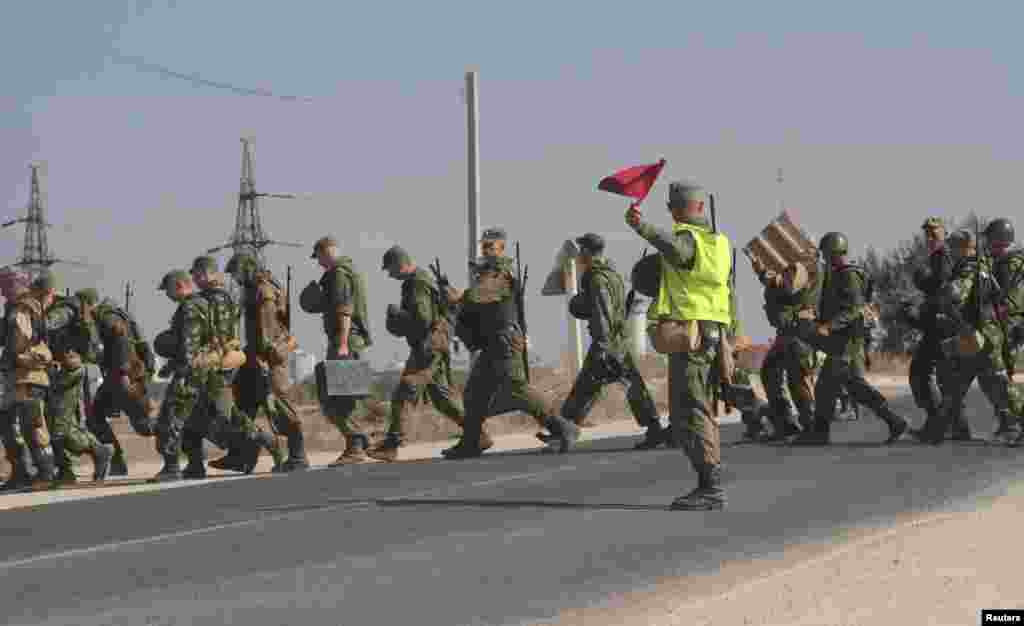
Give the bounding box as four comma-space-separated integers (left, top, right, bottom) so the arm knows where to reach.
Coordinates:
0, 174, 1022, 511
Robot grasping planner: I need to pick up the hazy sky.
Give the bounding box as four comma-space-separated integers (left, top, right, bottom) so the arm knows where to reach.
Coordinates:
2, 1, 1023, 368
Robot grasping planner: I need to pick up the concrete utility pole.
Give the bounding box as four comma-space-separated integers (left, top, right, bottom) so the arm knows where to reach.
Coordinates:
465, 70, 480, 285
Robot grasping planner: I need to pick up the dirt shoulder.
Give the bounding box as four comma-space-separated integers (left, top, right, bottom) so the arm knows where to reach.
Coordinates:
553, 478, 1024, 626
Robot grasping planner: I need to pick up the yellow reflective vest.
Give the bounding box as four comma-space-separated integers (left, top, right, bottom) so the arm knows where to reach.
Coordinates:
648, 223, 732, 324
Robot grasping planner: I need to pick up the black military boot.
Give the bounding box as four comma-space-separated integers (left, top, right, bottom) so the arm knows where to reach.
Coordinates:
149, 453, 183, 483
670, 465, 726, 511
182, 440, 207, 480
109, 439, 129, 477
790, 420, 830, 445
91, 443, 114, 481
442, 418, 485, 460
367, 432, 403, 462
241, 432, 279, 474
50, 438, 77, 485
0, 447, 35, 492
878, 405, 909, 444
766, 408, 802, 442
208, 446, 244, 471
634, 421, 669, 449
992, 411, 1020, 444
542, 415, 580, 454
277, 428, 311, 472
30, 447, 56, 485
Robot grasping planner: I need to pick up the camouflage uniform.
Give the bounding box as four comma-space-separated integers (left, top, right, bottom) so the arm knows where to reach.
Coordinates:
754, 260, 822, 437
983, 217, 1024, 443
152, 270, 209, 481
906, 218, 955, 435
925, 246, 1012, 442
4, 273, 59, 486
90, 296, 160, 476
0, 270, 37, 490
443, 253, 579, 459
559, 234, 661, 447
310, 237, 374, 465
726, 315, 772, 440
226, 253, 308, 472
190, 256, 277, 474
369, 246, 466, 462
629, 181, 732, 510
793, 233, 909, 444
43, 290, 113, 483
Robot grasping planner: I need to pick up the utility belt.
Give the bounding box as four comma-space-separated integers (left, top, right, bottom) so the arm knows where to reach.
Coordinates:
647, 319, 725, 354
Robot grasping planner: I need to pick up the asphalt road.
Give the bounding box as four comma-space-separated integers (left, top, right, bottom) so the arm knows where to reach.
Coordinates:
2, 389, 1023, 626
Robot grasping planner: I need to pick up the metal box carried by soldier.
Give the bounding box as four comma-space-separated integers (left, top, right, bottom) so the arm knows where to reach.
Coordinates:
742, 209, 820, 290
315, 359, 374, 397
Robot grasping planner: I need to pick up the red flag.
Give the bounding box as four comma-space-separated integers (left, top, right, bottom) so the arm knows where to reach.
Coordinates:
598, 158, 666, 204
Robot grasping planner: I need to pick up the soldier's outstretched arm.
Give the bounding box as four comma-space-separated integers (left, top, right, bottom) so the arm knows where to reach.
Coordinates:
629, 220, 697, 269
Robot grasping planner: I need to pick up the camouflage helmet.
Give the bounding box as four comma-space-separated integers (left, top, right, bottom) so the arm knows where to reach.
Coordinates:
984, 218, 1014, 245
190, 255, 218, 275
299, 281, 324, 314
818, 232, 849, 258
381, 245, 412, 271
153, 329, 178, 360
75, 288, 99, 306
158, 270, 190, 291
225, 252, 259, 277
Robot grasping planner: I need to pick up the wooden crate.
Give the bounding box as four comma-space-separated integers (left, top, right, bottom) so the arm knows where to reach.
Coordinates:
742, 210, 820, 284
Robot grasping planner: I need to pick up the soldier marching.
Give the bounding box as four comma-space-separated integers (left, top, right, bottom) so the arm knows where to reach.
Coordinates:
2, 167, 1023, 515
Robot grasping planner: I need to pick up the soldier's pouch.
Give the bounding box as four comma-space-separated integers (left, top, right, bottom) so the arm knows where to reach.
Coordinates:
400, 364, 434, 387
429, 319, 451, 354
648, 320, 701, 354
267, 335, 298, 367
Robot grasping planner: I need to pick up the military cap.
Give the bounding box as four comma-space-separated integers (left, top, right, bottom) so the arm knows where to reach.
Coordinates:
158, 269, 190, 291
75, 288, 99, 305
480, 227, 507, 242
190, 255, 218, 274
225, 252, 259, 275
948, 229, 976, 247
381, 245, 412, 271
921, 217, 945, 231
310, 235, 338, 259
31, 270, 59, 292
668, 180, 706, 207
575, 233, 606, 256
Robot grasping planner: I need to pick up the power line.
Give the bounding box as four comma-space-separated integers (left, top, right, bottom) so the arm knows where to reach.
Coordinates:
109, 52, 314, 102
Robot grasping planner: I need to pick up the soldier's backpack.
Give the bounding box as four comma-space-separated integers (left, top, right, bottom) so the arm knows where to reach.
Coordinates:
197, 288, 245, 370
253, 271, 297, 366
631, 253, 662, 299
104, 304, 156, 375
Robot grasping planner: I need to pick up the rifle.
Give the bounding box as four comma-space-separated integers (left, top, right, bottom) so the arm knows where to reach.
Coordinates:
285, 265, 292, 331
514, 242, 531, 383
429, 257, 461, 354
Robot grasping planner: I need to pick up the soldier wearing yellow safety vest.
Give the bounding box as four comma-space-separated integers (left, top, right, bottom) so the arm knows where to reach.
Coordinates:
627, 180, 732, 511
